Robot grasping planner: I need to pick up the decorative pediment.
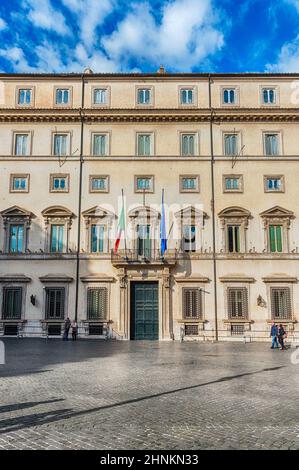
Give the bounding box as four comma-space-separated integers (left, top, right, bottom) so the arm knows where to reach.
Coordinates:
0, 205, 35, 219
175, 206, 208, 221
128, 205, 160, 220
218, 206, 251, 219
42, 206, 74, 218
82, 206, 116, 220
260, 206, 295, 219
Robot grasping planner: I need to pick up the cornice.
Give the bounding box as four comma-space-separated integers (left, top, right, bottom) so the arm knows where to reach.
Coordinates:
0, 107, 299, 123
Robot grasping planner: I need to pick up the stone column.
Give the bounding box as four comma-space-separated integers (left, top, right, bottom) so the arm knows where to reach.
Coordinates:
117, 267, 128, 338
162, 267, 171, 339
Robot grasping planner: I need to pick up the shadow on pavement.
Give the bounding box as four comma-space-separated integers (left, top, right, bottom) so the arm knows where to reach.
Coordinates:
0, 365, 285, 434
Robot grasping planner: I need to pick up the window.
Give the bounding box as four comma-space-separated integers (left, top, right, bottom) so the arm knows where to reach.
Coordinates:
55, 88, 70, 105
91, 224, 105, 253
135, 176, 154, 193
53, 134, 68, 156
181, 134, 196, 156
223, 88, 236, 104
269, 225, 282, 252
9, 225, 24, 253
45, 288, 65, 319
89, 176, 109, 193
50, 174, 69, 192
227, 225, 240, 253
137, 224, 151, 257
262, 88, 276, 104
93, 134, 107, 156
231, 324, 244, 336
265, 176, 283, 192
183, 288, 202, 319
50, 225, 64, 253
180, 88, 194, 105
180, 175, 199, 192
218, 206, 250, 253
224, 134, 238, 156
227, 288, 248, 319
223, 175, 242, 192
18, 89, 31, 105
2, 287, 22, 319
182, 225, 196, 252
137, 134, 152, 156
93, 88, 107, 105
185, 324, 199, 336
271, 288, 291, 320
264, 134, 279, 156
14, 134, 29, 156
137, 88, 151, 104
87, 288, 107, 320
10, 175, 29, 193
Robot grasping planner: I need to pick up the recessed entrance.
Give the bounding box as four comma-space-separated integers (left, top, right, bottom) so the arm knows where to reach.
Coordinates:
130, 282, 159, 340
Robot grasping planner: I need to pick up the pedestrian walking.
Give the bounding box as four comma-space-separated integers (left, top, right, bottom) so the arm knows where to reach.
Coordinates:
63, 317, 71, 341
278, 324, 287, 350
71, 320, 78, 341
270, 321, 279, 349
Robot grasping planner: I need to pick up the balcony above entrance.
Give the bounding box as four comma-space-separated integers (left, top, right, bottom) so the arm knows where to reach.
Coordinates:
111, 249, 177, 267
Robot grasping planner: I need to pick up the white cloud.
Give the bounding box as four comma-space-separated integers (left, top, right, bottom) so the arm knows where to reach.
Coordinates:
102, 0, 224, 71
267, 35, 299, 72
62, 0, 115, 49
285, 0, 299, 12
24, 0, 70, 35
0, 46, 36, 72
0, 17, 7, 31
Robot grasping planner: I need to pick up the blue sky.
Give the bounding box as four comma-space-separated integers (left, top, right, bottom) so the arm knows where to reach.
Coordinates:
1, 0, 299, 73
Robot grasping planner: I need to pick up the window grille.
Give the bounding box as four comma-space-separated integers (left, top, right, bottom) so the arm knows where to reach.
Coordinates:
185, 324, 199, 336
2, 287, 22, 319
227, 288, 248, 319
45, 288, 65, 319
271, 288, 291, 320
87, 288, 107, 320
183, 288, 202, 319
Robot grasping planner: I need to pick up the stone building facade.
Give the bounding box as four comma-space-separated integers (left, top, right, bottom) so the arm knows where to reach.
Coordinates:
0, 70, 299, 342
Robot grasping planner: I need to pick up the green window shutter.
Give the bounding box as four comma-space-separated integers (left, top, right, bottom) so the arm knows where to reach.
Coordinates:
276, 226, 282, 252
269, 225, 276, 252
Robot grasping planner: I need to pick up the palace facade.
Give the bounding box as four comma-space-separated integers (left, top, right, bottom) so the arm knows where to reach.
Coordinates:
0, 69, 299, 342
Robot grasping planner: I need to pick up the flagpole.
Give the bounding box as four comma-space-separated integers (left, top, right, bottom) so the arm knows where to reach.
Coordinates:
122, 188, 127, 256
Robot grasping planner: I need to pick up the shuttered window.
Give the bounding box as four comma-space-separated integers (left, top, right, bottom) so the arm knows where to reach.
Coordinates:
2, 287, 22, 319
227, 288, 248, 319
54, 134, 67, 156
93, 134, 107, 156
271, 288, 291, 320
264, 134, 279, 156
224, 134, 238, 155
45, 288, 65, 319
223, 88, 236, 104
269, 225, 282, 252
227, 225, 240, 253
181, 134, 195, 156
137, 134, 151, 156
137, 88, 151, 104
87, 288, 107, 320
15, 134, 29, 156
183, 288, 202, 319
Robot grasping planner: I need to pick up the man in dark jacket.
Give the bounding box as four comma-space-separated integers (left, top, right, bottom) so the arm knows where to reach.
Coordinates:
63, 317, 71, 341
278, 324, 287, 350
270, 321, 279, 349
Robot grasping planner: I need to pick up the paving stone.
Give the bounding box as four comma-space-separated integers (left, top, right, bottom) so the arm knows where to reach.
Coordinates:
0, 338, 298, 449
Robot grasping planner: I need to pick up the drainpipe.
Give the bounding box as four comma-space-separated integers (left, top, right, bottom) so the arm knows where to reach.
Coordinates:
74, 74, 85, 322
208, 75, 218, 341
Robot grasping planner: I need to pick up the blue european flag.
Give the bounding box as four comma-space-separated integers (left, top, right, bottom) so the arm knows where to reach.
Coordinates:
160, 189, 167, 256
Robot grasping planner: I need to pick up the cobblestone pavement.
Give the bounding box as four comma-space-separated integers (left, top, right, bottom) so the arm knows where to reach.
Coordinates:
0, 339, 298, 450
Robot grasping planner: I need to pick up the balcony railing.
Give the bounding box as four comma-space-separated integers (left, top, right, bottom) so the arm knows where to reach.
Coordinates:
111, 249, 178, 264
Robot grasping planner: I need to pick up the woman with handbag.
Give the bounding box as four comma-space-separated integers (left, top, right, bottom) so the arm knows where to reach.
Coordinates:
278, 324, 287, 350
